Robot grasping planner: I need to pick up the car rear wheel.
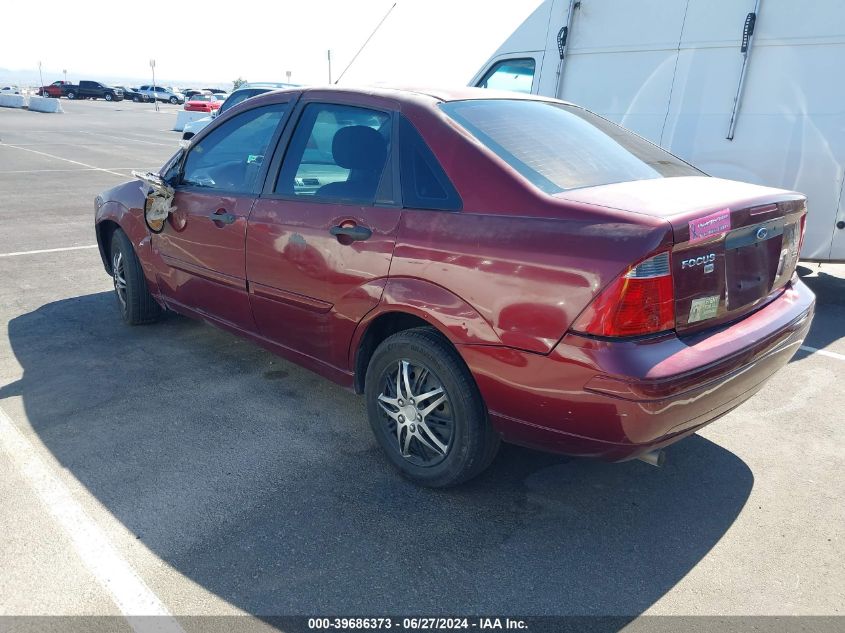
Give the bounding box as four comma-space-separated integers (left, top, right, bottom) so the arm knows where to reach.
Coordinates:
110, 229, 162, 325
169, 96, 178, 104
133, 96, 140, 103
365, 327, 500, 487
66, 91, 75, 100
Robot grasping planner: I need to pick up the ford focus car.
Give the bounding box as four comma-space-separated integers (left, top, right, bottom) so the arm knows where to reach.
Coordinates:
94, 86, 814, 487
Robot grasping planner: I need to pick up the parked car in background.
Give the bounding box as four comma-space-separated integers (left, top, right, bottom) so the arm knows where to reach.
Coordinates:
95, 86, 814, 487
471, 0, 845, 261
181, 83, 295, 139
137, 85, 184, 104
182, 88, 204, 99
65, 81, 124, 101
202, 87, 227, 94
1, 85, 22, 95
115, 86, 150, 103
37, 80, 71, 97
183, 93, 226, 112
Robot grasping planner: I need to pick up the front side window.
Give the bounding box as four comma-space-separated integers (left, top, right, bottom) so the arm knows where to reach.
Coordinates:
441, 99, 702, 194
275, 103, 392, 203
182, 103, 287, 193
476, 58, 535, 94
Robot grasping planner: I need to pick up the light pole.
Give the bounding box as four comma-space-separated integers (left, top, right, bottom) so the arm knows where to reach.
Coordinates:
38, 61, 44, 91
63, 69, 67, 84
327, 50, 332, 84
286, 70, 291, 84
150, 59, 159, 112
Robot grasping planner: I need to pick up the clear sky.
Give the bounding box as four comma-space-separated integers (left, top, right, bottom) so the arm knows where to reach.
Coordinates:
2, 0, 542, 88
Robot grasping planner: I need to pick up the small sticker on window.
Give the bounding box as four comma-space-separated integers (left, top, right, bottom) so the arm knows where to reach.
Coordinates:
688, 295, 720, 323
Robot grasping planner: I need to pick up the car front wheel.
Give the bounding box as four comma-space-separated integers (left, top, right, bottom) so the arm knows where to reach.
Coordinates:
66, 91, 75, 99
110, 229, 162, 325
169, 96, 178, 104
105, 93, 113, 101
365, 327, 500, 487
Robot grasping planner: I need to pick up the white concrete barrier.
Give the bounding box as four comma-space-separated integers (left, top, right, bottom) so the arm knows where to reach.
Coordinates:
173, 110, 209, 132
0, 94, 27, 108
28, 95, 64, 113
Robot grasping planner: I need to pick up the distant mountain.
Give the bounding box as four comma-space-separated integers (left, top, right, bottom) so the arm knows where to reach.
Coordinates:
0, 67, 230, 91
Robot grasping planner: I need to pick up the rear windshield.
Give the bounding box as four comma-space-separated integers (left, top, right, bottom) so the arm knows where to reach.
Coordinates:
440, 99, 702, 194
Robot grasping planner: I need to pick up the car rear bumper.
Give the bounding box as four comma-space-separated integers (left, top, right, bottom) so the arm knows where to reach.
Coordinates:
459, 276, 815, 460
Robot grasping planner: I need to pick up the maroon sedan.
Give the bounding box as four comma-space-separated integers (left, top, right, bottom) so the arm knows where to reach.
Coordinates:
94, 86, 814, 486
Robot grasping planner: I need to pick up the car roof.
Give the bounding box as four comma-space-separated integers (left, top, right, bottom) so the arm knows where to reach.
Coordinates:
246, 84, 573, 107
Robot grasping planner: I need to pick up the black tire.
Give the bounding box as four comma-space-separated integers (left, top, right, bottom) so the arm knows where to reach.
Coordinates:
110, 229, 162, 325
365, 327, 500, 487
133, 95, 140, 103
169, 96, 178, 105
66, 91, 75, 100
105, 93, 113, 101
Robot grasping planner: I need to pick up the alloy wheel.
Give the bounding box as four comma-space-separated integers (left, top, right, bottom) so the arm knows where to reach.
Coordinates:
112, 250, 127, 310
377, 359, 454, 467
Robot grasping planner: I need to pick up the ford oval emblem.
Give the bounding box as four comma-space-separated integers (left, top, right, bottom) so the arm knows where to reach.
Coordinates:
756, 227, 769, 240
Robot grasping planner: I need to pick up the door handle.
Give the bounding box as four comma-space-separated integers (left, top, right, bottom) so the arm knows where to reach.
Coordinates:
207, 210, 236, 226
330, 224, 372, 241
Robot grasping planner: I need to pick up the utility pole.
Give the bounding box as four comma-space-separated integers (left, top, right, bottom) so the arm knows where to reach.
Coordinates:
327, 50, 332, 84
286, 70, 292, 84
63, 69, 67, 84
150, 59, 159, 112
37, 61, 43, 90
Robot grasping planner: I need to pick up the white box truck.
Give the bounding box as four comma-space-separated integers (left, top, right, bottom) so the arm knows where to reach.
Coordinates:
470, 0, 845, 261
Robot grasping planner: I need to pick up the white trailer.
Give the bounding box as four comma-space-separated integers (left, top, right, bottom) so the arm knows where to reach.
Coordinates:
470, 0, 845, 261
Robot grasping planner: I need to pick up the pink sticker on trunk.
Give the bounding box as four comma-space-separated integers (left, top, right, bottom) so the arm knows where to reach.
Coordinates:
689, 208, 731, 242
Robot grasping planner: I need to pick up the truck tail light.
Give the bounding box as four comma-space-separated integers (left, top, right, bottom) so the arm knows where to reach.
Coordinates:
571, 251, 675, 337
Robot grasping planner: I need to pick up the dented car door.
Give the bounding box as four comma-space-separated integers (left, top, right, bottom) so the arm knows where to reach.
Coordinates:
246, 98, 401, 370
153, 102, 290, 330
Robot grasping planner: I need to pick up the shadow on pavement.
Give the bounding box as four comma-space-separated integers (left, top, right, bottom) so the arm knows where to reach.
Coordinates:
1, 292, 753, 618
794, 264, 845, 358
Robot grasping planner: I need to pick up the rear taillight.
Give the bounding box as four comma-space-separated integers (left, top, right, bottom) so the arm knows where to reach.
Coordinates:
572, 251, 675, 337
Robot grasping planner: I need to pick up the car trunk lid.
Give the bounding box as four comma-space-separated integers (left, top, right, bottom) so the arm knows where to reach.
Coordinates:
557, 176, 807, 333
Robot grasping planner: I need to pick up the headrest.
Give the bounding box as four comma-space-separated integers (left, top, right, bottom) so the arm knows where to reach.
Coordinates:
332, 125, 387, 172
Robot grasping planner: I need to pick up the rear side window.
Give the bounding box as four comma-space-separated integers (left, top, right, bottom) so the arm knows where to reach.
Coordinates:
275, 103, 392, 204
476, 58, 535, 94
399, 117, 461, 211
441, 99, 702, 194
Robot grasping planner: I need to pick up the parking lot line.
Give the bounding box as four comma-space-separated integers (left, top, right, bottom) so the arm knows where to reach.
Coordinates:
82, 132, 176, 147
0, 406, 184, 632
799, 344, 845, 361
0, 245, 98, 258
0, 143, 128, 177
0, 168, 140, 174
